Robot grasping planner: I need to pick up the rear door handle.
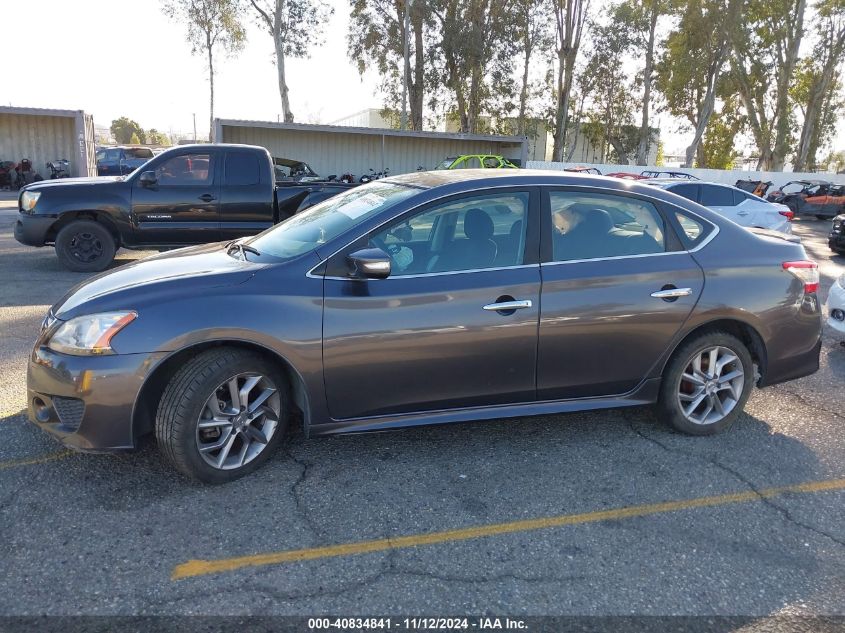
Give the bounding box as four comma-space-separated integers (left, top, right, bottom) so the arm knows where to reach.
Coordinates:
650, 288, 692, 299
199, 194, 216, 202
483, 300, 533, 311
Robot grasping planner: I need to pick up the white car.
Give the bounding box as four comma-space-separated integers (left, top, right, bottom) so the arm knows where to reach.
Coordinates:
827, 273, 845, 336
649, 180, 793, 234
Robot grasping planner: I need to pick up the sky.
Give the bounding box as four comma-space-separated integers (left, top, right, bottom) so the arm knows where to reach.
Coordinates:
1, 0, 842, 157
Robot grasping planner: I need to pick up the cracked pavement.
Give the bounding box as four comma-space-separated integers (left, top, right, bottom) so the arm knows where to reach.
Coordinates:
0, 197, 843, 616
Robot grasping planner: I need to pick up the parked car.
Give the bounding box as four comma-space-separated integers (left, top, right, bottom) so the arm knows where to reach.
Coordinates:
648, 180, 794, 234
15, 144, 356, 272
640, 170, 699, 180
435, 155, 518, 170
827, 273, 845, 338
273, 157, 321, 182
766, 180, 845, 219
96, 146, 155, 176
565, 166, 602, 175
735, 179, 772, 197
607, 172, 648, 180
26, 170, 821, 482
830, 214, 845, 255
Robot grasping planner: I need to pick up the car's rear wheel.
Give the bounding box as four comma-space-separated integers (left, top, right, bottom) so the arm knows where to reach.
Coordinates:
156, 348, 289, 483
657, 332, 753, 435
55, 219, 116, 272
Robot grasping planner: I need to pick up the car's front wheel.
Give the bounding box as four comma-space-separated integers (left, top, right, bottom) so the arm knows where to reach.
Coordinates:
156, 348, 289, 483
657, 332, 754, 435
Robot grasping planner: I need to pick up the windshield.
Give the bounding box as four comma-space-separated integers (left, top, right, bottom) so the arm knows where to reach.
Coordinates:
248, 181, 420, 260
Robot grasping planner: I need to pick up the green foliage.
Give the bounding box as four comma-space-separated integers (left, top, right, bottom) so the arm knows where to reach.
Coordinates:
699, 97, 744, 168
129, 132, 141, 145
655, 140, 665, 167
163, 0, 246, 60
147, 129, 172, 146
110, 117, 145, 144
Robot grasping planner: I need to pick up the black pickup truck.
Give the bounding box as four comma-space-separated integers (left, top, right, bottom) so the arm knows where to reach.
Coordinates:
14, 143, 354, 271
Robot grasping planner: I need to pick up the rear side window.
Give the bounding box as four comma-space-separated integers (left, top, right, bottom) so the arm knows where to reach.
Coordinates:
673, 210, 715, 249
668, 183, 698, 202
549, 191, 666, 262
700, 185, 735, 206
226, 151, 260, 186
125, 148, 154, 159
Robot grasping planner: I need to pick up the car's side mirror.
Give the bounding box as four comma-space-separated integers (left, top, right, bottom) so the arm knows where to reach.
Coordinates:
347, 248, 391, 279
139, 171, 157, 187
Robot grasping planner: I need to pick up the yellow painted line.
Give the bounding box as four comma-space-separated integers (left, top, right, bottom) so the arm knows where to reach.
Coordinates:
172, 476, 845, 581
0, 449, 73, 471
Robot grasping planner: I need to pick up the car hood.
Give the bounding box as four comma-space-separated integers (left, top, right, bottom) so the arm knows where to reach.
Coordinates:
25, 176, 123, 191
53, 242, 265, 319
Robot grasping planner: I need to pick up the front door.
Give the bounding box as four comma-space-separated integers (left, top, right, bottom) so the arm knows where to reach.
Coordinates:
322, 189, 540, 420
131, 150, 220, 245
538, 188, 705, 400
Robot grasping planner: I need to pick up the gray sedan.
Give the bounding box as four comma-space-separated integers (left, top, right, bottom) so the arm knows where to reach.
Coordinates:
26, 170, 822, 482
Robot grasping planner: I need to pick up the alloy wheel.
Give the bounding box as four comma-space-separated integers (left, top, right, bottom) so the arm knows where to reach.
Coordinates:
195, 373, 281, 470
677, 346, 745, 426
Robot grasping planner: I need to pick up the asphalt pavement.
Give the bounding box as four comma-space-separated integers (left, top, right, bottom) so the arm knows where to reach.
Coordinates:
0, 196, 843, 618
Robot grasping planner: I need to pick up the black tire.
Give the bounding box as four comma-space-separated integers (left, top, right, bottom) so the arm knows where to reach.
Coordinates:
656, 331, 754, 436
155, 348, 290, 483
55, 220, 116, 272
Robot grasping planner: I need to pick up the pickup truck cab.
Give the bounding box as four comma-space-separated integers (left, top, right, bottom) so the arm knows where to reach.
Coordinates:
15, 143, 353, 272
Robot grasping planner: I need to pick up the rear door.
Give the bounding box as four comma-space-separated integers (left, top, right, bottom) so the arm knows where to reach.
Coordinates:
538, 188, 706, 400
130, 150, 220, 244
218, 149, 274, 241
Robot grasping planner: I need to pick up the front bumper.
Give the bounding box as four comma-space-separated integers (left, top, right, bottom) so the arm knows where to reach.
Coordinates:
27, 345, 167, 451
827, 281, 845, 335
14, 213, 57, 247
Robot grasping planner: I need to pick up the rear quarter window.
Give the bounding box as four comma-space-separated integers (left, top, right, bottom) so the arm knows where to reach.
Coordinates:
671, 209, 715, 249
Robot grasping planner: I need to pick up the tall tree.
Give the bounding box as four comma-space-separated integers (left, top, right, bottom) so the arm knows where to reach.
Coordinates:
792, 0, 845, 171
631, 0, 669, 165
550, 0, 589, 161
431, 0, 515, 133
730, 0, 806, 170
513, 0, 553, 135
348, 0, 433, 130
163, 0, 246, 139
655, 0, 739, 167
248, 0, 332, 123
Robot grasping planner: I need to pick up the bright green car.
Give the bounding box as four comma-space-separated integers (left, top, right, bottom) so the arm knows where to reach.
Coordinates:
435, 154, 519, 170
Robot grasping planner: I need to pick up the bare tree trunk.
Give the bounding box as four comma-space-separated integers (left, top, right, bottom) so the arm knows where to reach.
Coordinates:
552, 0, 588, 162
274, 37, 294, 122
683, 51, 723, 167
411, 10, 424, 130
794, 78, 826, 172
635, 1, 658, 165
565, 93, 586, 161
517, 31, 532, 136
770, 0, 805, 170
552, 47, 567, 161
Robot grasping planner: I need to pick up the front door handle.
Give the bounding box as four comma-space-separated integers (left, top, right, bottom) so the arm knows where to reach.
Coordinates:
650, 287, 692, 299
483, 299, 533, 311
199, 193, 216, 202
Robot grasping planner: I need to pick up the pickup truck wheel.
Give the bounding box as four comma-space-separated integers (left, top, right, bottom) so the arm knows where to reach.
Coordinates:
155, 348, 290, 483
55, 220, 116, 272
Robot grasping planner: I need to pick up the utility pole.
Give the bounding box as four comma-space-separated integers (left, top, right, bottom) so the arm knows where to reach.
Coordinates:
400, 0, 414, 130
192, 113, 197, 142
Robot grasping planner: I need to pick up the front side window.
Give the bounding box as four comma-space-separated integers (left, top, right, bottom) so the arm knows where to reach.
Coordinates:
370, 192, 529, 276
155, 153, 214, 185
249, 181, 419, 261
549, 191, 666, 262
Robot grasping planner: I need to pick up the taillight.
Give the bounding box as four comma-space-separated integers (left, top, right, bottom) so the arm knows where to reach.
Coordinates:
778, 210, 794, 221
783, 261, 819, 293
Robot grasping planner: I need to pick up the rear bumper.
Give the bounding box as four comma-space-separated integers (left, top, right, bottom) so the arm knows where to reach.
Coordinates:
758, 295, 822, 387
27, 346, 166, 452
14, 214, 56, 247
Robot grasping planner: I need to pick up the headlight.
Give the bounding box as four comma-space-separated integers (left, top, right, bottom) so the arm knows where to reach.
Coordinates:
46, 311, 137, 355
20, 191, 41, 213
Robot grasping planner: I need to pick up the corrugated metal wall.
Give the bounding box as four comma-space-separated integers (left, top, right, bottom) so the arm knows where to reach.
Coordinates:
0, 113, 80, 177
220, 124, 524, 179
